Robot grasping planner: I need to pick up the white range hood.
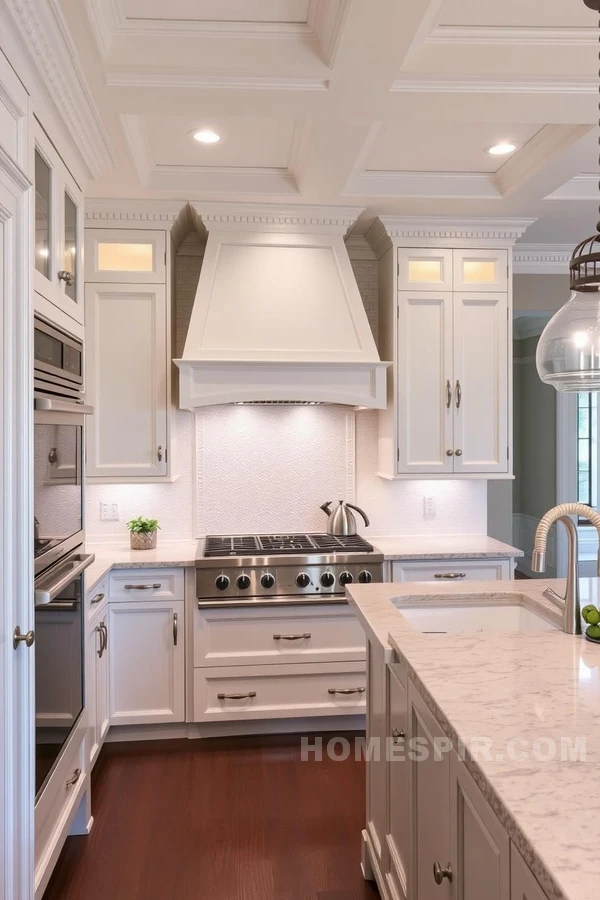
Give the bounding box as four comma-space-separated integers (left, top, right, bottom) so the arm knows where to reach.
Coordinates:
175, 205, 389, 409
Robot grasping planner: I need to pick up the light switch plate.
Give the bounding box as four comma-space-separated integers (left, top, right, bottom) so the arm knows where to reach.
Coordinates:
100, 502, 119, 521
423, 496, 435, 517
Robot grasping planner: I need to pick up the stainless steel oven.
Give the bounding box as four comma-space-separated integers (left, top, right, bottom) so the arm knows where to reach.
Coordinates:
34, 317, 92, 575
34, 548, 94, 799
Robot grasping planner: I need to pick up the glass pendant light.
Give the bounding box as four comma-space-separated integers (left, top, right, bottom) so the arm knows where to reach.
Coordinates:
536, 0, 600, 391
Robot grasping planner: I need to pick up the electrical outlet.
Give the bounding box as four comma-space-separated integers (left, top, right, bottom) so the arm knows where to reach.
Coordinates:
100, 502, 119, 521
423, 496, 435, 517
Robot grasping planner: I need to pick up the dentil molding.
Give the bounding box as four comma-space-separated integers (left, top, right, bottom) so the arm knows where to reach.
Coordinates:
512, 245, 574, 275
85, 198, 188, 225
365, 217, 536, 256
191, 203, 365, 234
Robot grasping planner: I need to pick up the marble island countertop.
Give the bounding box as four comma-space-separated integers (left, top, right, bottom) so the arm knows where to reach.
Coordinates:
346, 578, 600, 900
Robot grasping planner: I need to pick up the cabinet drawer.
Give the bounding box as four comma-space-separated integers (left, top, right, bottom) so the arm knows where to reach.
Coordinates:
193, 662, 366, 722
86, 575, 108, 623
109, 568, 184, 602
391, 558, 511, 583
34, 723, 86, 874
194, 605, 365, 667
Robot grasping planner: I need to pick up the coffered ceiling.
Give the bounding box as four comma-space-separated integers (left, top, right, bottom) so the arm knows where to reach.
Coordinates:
49, 0, 600, 242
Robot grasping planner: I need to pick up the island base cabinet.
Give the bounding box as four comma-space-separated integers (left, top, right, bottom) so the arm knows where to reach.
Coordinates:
510, 845, 550, 900
365, 638, 387, 878
450, 754, 510, 900
409, 682, 451, 900
386, 664, 409, 900
109, 599, 185, 725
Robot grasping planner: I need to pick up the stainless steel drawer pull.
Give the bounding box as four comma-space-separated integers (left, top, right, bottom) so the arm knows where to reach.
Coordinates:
173, 612, 178, 646
217, 692, 257, 700
434, 572, 466, 579
124, 583, 162, 590
96, 624, 104, 657
102, 622, 108, 652
446, 379, 452, 409
455, 379, 462, 409
65, 768, 82, 789
91, 592, 105, 605
328, 687, 366, 695
392, 728, 406, 744
273, 633, 311, 641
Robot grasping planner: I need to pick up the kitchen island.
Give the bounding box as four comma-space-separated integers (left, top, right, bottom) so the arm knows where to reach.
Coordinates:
347, 578, 600, 900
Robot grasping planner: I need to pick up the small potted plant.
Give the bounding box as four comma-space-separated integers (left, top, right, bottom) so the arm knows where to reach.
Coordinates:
126, 516, 160, 551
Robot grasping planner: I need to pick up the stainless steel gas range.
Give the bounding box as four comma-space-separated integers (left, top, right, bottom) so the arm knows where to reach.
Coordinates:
195, 533, 383, 608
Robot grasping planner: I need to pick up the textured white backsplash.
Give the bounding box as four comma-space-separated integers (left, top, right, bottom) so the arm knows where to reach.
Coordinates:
85, 406, 487, 541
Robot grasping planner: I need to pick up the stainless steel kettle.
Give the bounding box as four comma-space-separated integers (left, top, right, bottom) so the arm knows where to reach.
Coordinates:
320, 500, 370, 536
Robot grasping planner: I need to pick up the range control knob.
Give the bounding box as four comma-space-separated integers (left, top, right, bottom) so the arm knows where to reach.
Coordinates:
215, 575, 230, 591
339, 571, 353, 586
358, 570, 373, 584
296, 572, 311, 588
320, 572, 335, 588
237, 574, 251, 590
261, 573, 275, 589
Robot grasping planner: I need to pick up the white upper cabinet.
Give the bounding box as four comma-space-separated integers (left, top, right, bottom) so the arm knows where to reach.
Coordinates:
84, 229, 166, 283
453, 249, 508, 292
378, 245, 511, 479
85, 282, 168, 478
397, 248, 453, 292
397, 290, 453, 474
453, 292, 508, 474
34, 123, 84, 328
0, 49, 28, 170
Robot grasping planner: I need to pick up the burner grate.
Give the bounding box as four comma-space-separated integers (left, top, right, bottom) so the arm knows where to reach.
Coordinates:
203, 532, 374, 557
204, 535, 260, 557
310, 534, 374, 553
258, 534, 315, 553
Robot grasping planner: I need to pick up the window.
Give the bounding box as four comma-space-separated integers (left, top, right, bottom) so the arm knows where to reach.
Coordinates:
577, 392, 598, 521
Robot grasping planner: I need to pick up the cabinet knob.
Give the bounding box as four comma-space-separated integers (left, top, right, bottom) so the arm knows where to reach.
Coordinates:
157, 445, 163, 462
57, 270, 74, 286
392, 727, 405, 744
13, 627, 35, 649
433, 862, 453, 885
455, 449, 462, 457
446, 450, 454, 457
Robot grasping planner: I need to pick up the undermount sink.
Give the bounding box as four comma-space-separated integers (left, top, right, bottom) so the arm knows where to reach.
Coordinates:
392, 594, 557, 634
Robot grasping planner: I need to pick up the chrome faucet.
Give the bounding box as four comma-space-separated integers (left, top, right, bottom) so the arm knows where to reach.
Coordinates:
531, 503, 600, 635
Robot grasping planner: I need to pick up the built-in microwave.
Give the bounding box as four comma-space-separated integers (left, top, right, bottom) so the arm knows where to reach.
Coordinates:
34, 317, 92, 574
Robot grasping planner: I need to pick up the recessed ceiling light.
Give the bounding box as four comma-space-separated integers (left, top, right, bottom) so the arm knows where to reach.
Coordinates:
488, 142, 517, 156
192, 129, 220, 144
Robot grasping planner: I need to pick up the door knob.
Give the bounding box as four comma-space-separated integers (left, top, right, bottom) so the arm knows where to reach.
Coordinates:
446, 450, 454, 457
433, 862, 453, 885
13, 627, 35, 649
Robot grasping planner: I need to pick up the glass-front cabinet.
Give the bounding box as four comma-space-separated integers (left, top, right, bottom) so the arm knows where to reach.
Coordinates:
34, 122, 84, 326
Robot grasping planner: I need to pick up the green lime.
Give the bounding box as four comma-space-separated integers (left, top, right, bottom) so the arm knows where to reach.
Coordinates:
587, 609, 600, 626
581, 605, 597, 623
587, 624, 600, 639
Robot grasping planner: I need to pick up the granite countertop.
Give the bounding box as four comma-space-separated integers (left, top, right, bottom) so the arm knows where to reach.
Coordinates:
346, 578, 600, 900
369, 534, 523, 560
84, 540, 200, 593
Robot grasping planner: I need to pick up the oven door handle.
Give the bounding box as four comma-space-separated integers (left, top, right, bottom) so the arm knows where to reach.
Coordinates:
34, 397, 94, 415
35, 553, 95, 605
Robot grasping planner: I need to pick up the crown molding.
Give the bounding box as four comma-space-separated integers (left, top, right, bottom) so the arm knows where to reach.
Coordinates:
344, 234, 376, 260
191, 203, 364, 234
105, 71, 329, 92
2, 0, 114, 178
513, 244, 573, 274
365, 217, 536, 255
345, 171, 501, 200
85, 198, 187, 225
390, 75, 597, 95
428, 25, 596, 46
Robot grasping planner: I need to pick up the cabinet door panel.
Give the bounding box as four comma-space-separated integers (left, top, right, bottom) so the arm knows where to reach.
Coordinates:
85, 229, 166, 283
451, 754, 509, 900
387, 667, 409, 899
453, 292, 508, 474
85, 283, 167, 477
97, 616, 110, 744
453, 250, 508, 292
397, 249, 453, 291
397, 292, 453, 474
391, 559, 512, 583
366, 640, 386, 866
85, 618, 99, 767
510, 845, 549, 900
409, 683, 451, 900
109, 600, 184, 725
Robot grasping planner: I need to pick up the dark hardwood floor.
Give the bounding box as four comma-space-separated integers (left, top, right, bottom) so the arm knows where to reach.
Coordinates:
43, 734, 380, 900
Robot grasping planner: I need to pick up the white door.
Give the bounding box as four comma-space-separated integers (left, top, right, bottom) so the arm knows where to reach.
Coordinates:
453, 249, 508, 292
397, 248, 453, 291
450, 753, 509, 900
453, 292, 509, 474
510, 845, 549, 900
85, 283, 168, 478
0, 91, 34, 900
386, 666, 410, 900
409, 684, 451, 900
397, 291, 454, 474
109, 600, 184, 725
84, 229, 166, 283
